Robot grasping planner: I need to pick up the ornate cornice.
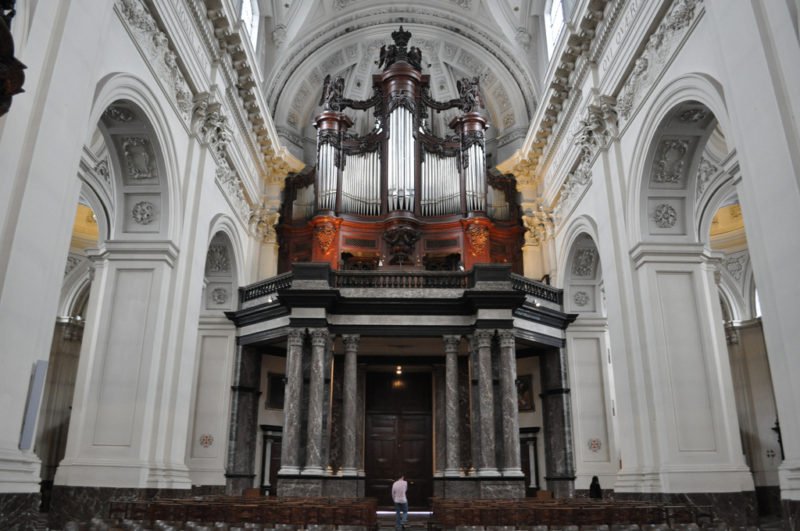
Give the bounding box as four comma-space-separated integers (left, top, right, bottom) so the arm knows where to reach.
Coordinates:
188, 0, 303, 186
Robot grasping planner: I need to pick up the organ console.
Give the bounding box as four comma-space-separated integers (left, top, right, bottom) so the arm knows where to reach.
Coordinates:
278, 26, 523, 273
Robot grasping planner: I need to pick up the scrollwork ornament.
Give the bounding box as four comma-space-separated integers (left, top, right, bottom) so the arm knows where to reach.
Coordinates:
653, 203, 678, 228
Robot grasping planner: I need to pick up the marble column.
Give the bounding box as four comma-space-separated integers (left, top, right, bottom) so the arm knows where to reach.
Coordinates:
541, 348, 575, 497
476, 330, 500, 476
341, 335, 359, 476
279, 328, 305, 475
444, 335, 461, 476
498, 330, 523, 476
302, 328, 328, 475
225, 346, 262, 494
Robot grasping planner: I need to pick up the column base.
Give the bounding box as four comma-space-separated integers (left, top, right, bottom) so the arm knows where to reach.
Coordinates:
340, 467, 358, 477
476, 468, 501, 477
0, 492, 41, 529
54, 459, 192, 489
278, 466, 301, 475
444, 468, 462, 477
300, 466, 325, 476
501, 468, 525, 478
0, 448, 41, 492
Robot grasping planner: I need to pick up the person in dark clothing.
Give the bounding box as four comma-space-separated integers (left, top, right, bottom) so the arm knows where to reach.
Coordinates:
589, 475, 602, 499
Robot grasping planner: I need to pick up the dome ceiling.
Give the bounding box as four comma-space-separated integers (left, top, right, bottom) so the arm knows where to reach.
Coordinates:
261, 0, 546, 165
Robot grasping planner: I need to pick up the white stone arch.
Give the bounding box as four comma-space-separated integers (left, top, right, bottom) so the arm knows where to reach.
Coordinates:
626, 73, 730, 246
559, 219, 604, 317
203, 215, 244, 313
86, 72, 183, 244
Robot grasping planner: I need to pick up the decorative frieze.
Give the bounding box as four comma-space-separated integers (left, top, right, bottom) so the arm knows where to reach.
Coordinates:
314, 222, 338, 255
723, 252, 748, 282
64, 254, 84, 277
215, 162, 251, 222
465, 223, 489, 256
117, 0, 193, 121
617, 0, 702, 123
104, 105, 135, 122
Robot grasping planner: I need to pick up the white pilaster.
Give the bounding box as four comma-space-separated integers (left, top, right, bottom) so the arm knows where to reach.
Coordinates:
630, 243, 753, 493
54, 241, 191, 489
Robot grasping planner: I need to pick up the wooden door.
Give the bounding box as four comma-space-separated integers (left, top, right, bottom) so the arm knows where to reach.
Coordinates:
365, 371, 432, 508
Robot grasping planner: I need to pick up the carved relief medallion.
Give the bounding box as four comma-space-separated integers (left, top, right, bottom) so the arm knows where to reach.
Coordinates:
131, 201, 156, 225
653, 203, 678, 228
574, 291, 590, 307
122, 137, 156, 180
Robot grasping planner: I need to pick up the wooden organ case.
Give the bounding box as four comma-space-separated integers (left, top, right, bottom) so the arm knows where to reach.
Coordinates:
278, 27, 523, 273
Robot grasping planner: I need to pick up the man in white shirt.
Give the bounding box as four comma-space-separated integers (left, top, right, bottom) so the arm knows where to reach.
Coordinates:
391, 474, 408, 529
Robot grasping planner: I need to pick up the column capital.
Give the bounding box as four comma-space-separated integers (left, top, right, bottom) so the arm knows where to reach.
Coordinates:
309, 328, 329, 347
342, 334, 360, 351
443, 335, 461, 352
498, 329, 515, 348
287, 328, 305, 347
475, 329, 494, 348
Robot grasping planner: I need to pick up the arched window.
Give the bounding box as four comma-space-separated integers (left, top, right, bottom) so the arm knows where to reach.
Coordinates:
240, 0, 260, 50
545, 0, 565, 59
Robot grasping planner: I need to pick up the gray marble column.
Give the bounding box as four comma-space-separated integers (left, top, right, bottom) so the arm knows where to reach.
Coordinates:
341, 335, 359, 476
302, 328, 328, 475
476, 330, 500, 476
279, 329, 305, 475
444, 335, 461, 476
498, 330, 523, 476
226, 346, 262, 494
541, 347, 575, 497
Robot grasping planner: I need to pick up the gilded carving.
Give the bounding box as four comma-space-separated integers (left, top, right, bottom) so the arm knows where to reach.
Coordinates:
465, 223, 489, 256
314, 222, 338, 254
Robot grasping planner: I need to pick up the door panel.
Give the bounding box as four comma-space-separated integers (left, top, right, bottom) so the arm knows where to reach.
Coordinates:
365, 372, 432, 508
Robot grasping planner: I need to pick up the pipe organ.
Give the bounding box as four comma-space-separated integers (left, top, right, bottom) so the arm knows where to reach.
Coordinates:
279, 27, 522, 273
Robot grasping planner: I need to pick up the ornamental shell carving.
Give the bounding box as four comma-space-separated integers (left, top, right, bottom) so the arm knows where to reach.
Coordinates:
653, 203, 678, 228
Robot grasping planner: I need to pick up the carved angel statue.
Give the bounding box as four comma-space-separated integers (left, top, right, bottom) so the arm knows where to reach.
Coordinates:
523, 204, 554, 245
456, 77, 483, 113
319, 74, 345, 111
249, 204, 281, 242
408, 46, 423, 68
